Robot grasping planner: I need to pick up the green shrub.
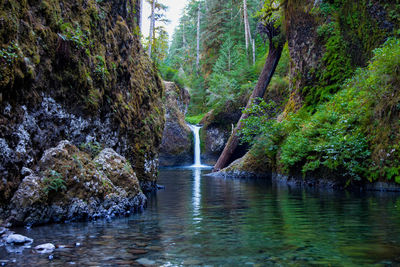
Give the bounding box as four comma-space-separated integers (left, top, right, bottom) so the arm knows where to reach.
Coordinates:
240, 38, 400, 184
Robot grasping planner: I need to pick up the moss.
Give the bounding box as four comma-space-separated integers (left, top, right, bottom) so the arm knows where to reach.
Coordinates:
294, 0, 395, 110
0, 0, 165, 198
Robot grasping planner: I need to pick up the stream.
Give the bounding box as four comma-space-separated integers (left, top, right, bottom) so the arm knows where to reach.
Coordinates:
2, 126, 400, 266
1, 168, 400, 266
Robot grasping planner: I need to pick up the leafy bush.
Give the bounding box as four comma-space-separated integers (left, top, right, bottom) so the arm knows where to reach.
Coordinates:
240, 38, 400, 184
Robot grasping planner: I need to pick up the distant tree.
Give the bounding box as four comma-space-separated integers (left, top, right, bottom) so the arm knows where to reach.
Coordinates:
146, 0, 169, 58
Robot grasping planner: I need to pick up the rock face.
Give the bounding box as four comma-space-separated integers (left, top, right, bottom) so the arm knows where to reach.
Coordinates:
0, 0, 165, 207
200, 95, 248, 165
159, 82, 192, 167
7, 141, 146, 226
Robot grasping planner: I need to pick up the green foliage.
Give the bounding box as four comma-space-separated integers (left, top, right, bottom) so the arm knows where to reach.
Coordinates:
301, 0, 392, 110
79, 141, 102, 157
240, 38, 400, 184
94, 55, 109, 80
239, 99, 283, 162
43, 170, 67, 193
158, 64, 185, 88
185, 113, 206, 125
166, 0, 263, 114
59, 22, 90, 50
0, 41, 20, 65
207, 35, 249, 107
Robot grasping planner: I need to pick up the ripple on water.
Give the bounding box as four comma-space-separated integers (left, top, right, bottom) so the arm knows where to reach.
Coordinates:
1, 169, 400, 266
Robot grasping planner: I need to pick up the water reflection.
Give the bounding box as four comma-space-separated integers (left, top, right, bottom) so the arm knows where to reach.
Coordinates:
2, 169, 400, 266
192, 168, 202, 222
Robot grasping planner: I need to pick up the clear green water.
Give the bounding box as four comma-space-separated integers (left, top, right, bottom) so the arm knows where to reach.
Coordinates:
2, 168, 400, 266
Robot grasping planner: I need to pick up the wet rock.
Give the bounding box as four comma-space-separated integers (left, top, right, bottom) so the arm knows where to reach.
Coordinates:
135, 242, 148, 247
156, 184, 165, 190
130, 249, 148, 255
5, 234, 33, 245
34, 243, 55, 253
136, 258, 156, 266
0, 260, 10, 266
183, 259, 202, 265
159, 82, 193, 167
146, 246, 163, 251
6, 141, 147, 226
94, 148, 141, 196
0, 227, 6, 235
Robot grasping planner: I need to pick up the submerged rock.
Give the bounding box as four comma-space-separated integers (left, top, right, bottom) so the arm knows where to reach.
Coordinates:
6, 141, 146, 226
136, 258, 156, 266
159, 82, 193, 167
5, 234, 33, 245
34, 243, 55, 254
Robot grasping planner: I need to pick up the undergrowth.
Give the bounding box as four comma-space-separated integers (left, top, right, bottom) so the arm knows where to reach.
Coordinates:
240, 38, 400, 184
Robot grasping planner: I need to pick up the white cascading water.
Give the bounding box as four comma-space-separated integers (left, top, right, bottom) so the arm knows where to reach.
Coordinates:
188, 124, 204, 167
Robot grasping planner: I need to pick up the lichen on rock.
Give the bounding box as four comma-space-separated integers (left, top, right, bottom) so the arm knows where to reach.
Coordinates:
7, 140, 146, 227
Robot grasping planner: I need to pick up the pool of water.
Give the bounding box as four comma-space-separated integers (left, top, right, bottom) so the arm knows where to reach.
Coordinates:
2, 168, 400, 266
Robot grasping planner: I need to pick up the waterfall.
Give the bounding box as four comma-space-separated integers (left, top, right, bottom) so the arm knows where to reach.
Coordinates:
188, 124, 205, 167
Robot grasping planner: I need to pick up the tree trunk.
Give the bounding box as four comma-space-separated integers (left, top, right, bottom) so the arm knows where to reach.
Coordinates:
244, 0, 249, 50
196, 2, 201, 71
183, 19, 186, 47
213, 40, 284, 172
252, 38, 256, 65
147, 0, 156, 57
138, 0, 143, 32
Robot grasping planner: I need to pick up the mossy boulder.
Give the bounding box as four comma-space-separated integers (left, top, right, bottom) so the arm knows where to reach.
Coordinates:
159, 81, 192, 167
7, 141, 145, 226
217, 148, 272, 179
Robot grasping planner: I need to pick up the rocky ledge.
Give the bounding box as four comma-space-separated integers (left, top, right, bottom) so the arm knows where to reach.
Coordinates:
2, 140, 146, 227
212, 150, 400, 192
159, 82, 192, 167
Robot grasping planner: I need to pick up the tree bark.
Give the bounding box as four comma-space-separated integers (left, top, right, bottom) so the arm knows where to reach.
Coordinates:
244, 0, 249, 50
196, 2, 201, 71
213, 38, 284, 172
138, 0, 143, 32
147, 0, 156, 57
252, 38, 256, 65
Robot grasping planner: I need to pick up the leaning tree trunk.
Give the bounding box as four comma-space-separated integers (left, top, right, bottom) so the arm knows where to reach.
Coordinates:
213, 23, 284, 172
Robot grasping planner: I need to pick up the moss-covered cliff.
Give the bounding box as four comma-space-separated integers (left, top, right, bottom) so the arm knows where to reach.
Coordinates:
0, 0, 165, 205
224, 0, 400, 189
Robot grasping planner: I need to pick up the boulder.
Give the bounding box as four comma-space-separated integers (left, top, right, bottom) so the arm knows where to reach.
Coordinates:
159, 82, 193, 167
6, 141, 146, 226
5, 234, 33, 245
